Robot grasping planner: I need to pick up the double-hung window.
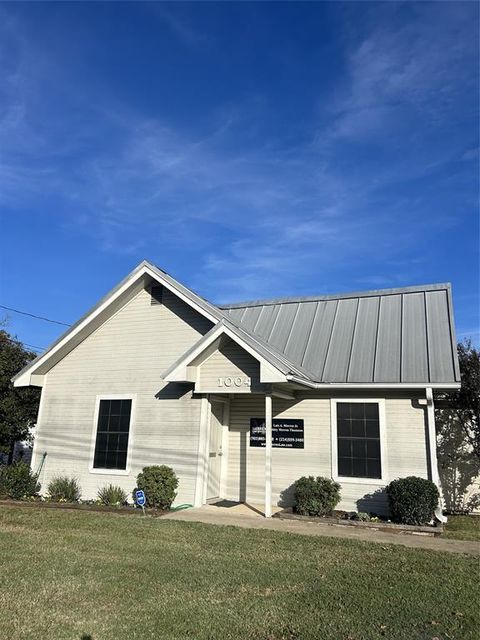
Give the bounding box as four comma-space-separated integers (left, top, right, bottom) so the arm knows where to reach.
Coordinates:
93, 399, 132, 470
333, 401, 384, 480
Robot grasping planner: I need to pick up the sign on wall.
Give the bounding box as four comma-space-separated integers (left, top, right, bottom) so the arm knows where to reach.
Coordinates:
250, 418, 304, 449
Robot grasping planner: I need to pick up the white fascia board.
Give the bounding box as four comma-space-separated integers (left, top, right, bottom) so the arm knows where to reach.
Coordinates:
286, 375, 461, 390
164, 324, 287, 384
14, 262, 220, 388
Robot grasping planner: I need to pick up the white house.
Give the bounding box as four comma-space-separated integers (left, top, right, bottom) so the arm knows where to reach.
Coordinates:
14, 261, 460, 517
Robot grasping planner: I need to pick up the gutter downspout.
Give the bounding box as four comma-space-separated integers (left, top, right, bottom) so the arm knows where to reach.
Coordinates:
426, 387, 447, 524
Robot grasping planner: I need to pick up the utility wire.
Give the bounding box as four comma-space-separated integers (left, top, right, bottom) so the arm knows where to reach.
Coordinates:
0, 305, 71, 327
1, 335, 45, 353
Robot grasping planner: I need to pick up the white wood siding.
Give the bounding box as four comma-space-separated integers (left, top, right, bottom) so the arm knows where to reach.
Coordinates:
225, 391, 428, 515
32, 287, 212, 503
197, 338, 261, 393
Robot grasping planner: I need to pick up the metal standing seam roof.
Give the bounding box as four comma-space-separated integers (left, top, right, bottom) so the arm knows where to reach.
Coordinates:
219, 284, 460, 385
12, 259, 460, 388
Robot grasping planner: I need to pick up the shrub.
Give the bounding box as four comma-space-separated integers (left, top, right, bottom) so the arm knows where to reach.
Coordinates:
293, 476, 341, 516
134, 465, 178, 510
47, 476, 81, 502
386, 476, 439, 525
0, 463, 40, 500
97, 484, 127, 506
354, 511, 371, 522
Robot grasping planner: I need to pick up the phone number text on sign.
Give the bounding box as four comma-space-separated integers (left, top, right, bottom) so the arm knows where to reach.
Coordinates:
217, 376, 251, 388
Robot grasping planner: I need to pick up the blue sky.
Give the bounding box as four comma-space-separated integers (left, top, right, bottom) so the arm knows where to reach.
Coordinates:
0, 1, 478, 353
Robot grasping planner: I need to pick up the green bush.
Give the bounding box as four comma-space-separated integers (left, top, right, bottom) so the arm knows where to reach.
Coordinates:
0, 463, 40, 500
97, 484, 127, 506
47, 476, 81, 502
134, 465, 178, 510
293, 476, 341, 516
386, 476, 439, 525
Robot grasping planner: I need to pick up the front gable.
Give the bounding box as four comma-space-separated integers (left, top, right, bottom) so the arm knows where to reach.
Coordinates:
13, 261, 220, 387
196, 337, 261, 393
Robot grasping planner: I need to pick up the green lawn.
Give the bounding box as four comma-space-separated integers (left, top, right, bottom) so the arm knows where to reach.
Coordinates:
443, 515, 480, 542
0, 506, 478, 640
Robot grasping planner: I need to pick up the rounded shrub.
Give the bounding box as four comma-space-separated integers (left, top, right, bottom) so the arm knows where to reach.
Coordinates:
0, 463, 40, 500
47, 476, 81, 502
134, 465, 178, 510
97, 484, 127, 506
386, 476, 439, 525
293, 476, 341, 517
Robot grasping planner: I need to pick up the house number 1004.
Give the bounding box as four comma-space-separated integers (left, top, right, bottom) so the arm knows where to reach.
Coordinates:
218, 376, 251, 388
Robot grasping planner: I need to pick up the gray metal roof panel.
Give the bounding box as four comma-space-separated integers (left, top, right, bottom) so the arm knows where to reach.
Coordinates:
226, 283, 460, 385
347, 296, 380, 383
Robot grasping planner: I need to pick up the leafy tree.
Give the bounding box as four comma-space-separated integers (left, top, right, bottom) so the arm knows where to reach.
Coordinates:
436, 339, 480, 513
0, 329, 40, 463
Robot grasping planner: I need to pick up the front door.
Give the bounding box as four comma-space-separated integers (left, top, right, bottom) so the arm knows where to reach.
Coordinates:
207, 402, 223, 500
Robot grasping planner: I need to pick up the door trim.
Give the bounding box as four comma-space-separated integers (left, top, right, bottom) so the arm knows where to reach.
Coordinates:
202, 398, 229, 504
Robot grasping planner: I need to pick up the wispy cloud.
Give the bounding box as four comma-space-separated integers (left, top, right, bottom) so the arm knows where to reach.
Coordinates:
0, 2, 477, 311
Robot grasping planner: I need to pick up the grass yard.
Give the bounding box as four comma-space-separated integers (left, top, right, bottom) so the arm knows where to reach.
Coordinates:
0, 506, 478, 640
443, 515, 480, 542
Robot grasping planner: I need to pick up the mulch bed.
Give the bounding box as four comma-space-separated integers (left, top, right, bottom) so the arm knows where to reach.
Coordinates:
273, 507, 443, 537
0, 499, 167, 517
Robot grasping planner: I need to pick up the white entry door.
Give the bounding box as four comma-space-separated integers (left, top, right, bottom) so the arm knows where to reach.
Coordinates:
207, 402, 224, 500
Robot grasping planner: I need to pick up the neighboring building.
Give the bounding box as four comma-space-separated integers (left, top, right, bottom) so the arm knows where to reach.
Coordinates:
13, 261, 460, 517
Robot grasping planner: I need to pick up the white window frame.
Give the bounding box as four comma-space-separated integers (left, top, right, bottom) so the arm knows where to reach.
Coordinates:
89, 394, 136, 475
330, 398, 388, 485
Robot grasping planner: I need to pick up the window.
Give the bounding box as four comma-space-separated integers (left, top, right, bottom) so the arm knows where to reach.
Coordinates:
336, 402, 382, 479
93, 399, 132, 470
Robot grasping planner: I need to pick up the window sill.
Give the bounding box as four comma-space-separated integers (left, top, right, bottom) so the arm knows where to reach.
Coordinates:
334, 476, 387, 486
88, 468, 131, 476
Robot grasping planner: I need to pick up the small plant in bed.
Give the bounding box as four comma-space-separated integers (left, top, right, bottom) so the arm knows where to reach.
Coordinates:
0, 463, 40, 500
97, 484, 128, 506
133, 465, 178, 510
293, 476, 341, 517
47, 476, 81, 503
386, 476, 439, 526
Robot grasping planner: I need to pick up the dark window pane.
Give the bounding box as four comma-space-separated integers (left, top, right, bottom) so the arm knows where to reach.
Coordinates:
337, 419, 351, 437
95, 432, 108, 451
365, 420, 380, 438
364, 403, 379, 420
352, 439, 366, 459
118, 433, 129, 452
337, 403, 350, 419
338, 438, 351, 457
119, 413, 131, 432
94, 450, 106, 469
350, 403, 365, 419
366, 439, 381, 459
107, 433, 119, 452
338, 457, 352, 476
99, 400, 110, 417
116, 450, 128, 470
352, 458, 367, 477
108, 414, 121, 431
351, 420, 365, 438
110, 399, 122, 415
367, 459, 381, 479
120, 400, 132, 418
105, 449, 117, 468
99, 413, 110, 430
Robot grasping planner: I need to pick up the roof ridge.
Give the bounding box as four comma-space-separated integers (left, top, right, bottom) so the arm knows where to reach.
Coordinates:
218, 282, 452, 309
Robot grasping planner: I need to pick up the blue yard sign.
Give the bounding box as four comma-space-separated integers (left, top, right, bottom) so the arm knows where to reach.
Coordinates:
135, 489, 146, 507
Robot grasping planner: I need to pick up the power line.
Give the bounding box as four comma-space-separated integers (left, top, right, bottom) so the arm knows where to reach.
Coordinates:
1, 335, 44, 353
0, 305, 71, 327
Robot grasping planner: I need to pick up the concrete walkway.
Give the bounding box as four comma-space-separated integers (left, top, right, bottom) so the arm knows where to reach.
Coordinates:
164, 503, 480, 555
